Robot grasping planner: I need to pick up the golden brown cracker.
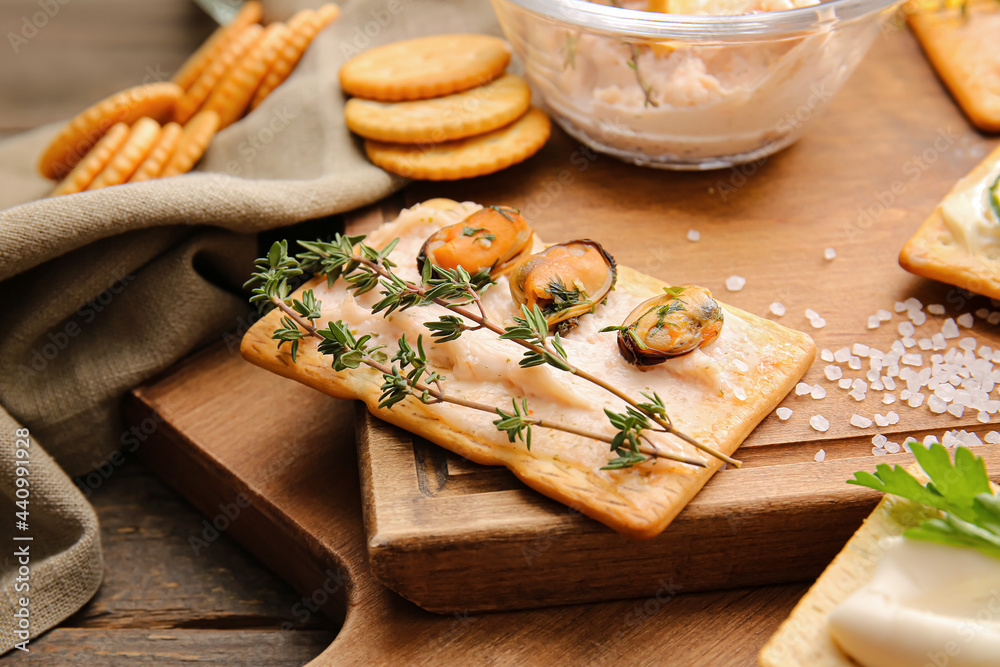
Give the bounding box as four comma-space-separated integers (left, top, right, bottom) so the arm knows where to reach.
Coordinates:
249, 5, 340, 110
908, 0, 1000, 132
128, 121, 183, 183
50, 123, 130, 196
38, 82, 182, 180
172, 0, 263, 91
159, 110, 220, 178
202, 22, 290, 128
364, 107, 551, 180
340, 34, 511, 102
899, 144, 1000, 299
86, 117, 161, 190
174, 24, 263, 124
345, 73, 531, 143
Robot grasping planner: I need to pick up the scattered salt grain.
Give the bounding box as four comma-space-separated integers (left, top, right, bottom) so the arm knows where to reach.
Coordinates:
795, 382, 812, 396
834, 348, 851, 363
734, 387, 747, 401
909, 311, 927, 326
868, 316, 881, 329
898, 322, 916, 337
884, 376, 896, 390
902, 338, 917, 348
821, 348, 834, 362
733, 359, 749, 373
849, 390, 866, 402
918, 338, 933, 350
725, 276, 746, 291
924, 435, 940, 446
928, 395, 948, 413
873, 447, 887, 456
814, 449, 827, 462
852, 343, 871, 357
811, 385, 827, 400
986, 431, 1000, 444
839, 378, 853, 389
885, 440, 902, 454
848, 356, 862, 370
957, 313, 975, 328
687, 229, 701, 242
850, 415, 873, 428
883, 394, 896, 404
824, 248, 837, 261
810, 415, 830, 432
886, 411, 900, 425
979, 411, 990, 423
811, 318, 827, 329
942, 318, 960, 339
990, 312, 1000, 325
948, 403, 965, 418
805, 308, 820, 321
928, 304, 946, 315
770, 302, 786, 317
894, 301, 907, 313
902, 353, 923, 366
904, 297, 923, 311
878, 309, 893, 322
776, 407, 793, 420
908, 393, 925, 408
825, 365, 843, 381
977, 308, 991, 319
959, 337, 977, 351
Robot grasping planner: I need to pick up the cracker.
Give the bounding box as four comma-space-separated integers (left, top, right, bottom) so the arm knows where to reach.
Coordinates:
249, 5, 340, 110
128, 121, 183, 183
241, 201, 817, 539
340, 34, 511, 102
364, 107, 551, 180
346, 73, 531, 144
38, 82, 182, 180
86, 117, 161, 190
202, 22, 291, 128
159, 110, 219, 178
898, 144, 1000, 299
49, 123, 130, 196
174, 24, 262, 124
908, 0, 1000, 132
172, 0, 263, 91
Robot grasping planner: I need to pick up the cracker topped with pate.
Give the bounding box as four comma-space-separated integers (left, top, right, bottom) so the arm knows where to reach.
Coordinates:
241, 199, 815, 539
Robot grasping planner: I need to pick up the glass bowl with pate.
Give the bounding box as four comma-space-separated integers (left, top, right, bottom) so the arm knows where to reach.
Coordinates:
491, 0, 904, 169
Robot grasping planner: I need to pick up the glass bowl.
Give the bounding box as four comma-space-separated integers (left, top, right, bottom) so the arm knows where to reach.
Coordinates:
491, 0, 904, 169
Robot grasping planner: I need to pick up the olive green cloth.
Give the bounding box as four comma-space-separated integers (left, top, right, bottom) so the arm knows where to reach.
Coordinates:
0, 0, 500, 653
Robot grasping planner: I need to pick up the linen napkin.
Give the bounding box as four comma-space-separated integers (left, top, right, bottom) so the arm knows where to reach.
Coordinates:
0, 0, 500, 652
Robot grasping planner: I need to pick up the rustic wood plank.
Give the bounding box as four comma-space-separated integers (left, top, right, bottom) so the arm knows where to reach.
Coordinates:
3, 628, 336, 665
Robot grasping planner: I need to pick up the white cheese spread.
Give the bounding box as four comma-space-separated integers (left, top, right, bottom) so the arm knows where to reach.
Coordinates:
940, 158, 1000, 258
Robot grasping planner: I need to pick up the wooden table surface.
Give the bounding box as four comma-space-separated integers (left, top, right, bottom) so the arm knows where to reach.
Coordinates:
1, 1, 338, 663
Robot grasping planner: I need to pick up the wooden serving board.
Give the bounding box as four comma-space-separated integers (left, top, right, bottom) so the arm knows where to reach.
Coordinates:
125, 25, 1000, 654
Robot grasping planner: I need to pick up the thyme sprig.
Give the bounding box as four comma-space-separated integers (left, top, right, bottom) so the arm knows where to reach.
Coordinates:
247, 234, 738, 469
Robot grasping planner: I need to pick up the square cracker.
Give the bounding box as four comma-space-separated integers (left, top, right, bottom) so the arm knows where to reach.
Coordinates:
241, 200, 815, 539
899, 144, 1000, 299
908, 0, 1000, 132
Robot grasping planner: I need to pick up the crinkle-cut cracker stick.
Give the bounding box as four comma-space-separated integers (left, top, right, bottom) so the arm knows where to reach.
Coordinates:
86, 117, 161, 190
159, 110, 220, 178
172, 0, 263, 91
202, 22, 291, 128
128, 122, 183, 183
250, 4, 341, 110
50, 123, 130, 196
37, 82, 181, 180
174, 24, 263, 124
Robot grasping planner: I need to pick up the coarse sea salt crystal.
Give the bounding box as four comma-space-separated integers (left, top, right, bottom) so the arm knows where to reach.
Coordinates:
725, 276, 746, 291
948, 403, 965, 418
928, 395, 948, 413
852, 343, 871, 357
904, 297, 922, 311
918, 338, 933, 350
977, 307, 990, 318
898, 321, 916, 337
872, 434, 888, 446
885, 440, 902, 454
924, 435, 940, 446
874, 414, 889, 427
900, 389, 912, 401
942, 318, 960, 338
770, 302, 786, 317
811, 385, 827, 399
943, 431, 961, 448
824, 248, 837, 261
848, 356, 862, 370
886, 411, 899, 425
902, 337, 917, 348
776, 407, 793, 420
805, 308, 820, 321
814, 449, 827, 462
810, 415, 830, 432
959, 337, 977, 351
928, 304, 946, 315
878, 309, 893, 322
873, 447, 887, 456
825, 365, 843, 381
850, 415, 873, 428
811, 318, 827, 329
894, 301, 907, 313
883, 394, 896, 404
734, 387, 747, 401
795, 382, 812, 395
834, 348, 851, 363
687, 229, 701, 242
990, 312, 1000, 325
733, 359, 750, 372
957, 313, 974, 328
868, 316, 881, 329
986, 431, 1000, 444
872, 378, 885, 391
910, 311, 927, 326
979, 411, 991, 423
839, 378, 853, 389
884, 376, 896, 390
901, 353, 923, 366
821, 348, 834, 362
850, 390, 866, 402
908, 393, 925, 408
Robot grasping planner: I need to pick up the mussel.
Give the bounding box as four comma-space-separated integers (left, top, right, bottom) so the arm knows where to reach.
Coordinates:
611, 285, 724, 366
417, 206, 533, 280
509, 240, 617, 333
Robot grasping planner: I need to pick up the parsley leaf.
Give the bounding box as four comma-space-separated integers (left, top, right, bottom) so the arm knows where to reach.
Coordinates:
989, 173, 1000, 224
848, 442, 999, 559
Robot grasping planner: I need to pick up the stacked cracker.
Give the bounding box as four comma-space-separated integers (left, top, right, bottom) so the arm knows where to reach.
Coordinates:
41, 2, 339, 196
340, 34, 551, 180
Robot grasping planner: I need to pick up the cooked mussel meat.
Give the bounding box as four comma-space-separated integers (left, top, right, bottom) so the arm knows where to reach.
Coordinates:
417, 205, 533, 279
612, 285, 724, 365
509, 240, 616, 333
